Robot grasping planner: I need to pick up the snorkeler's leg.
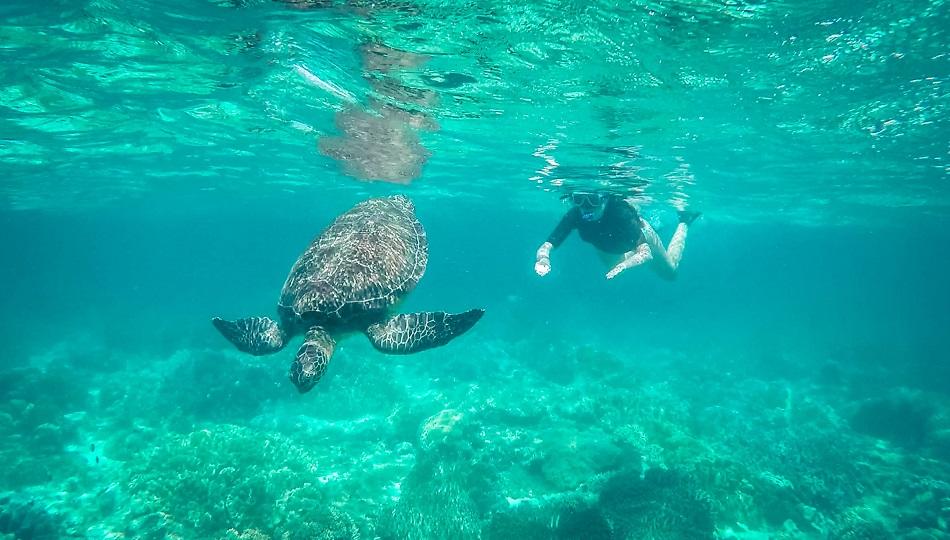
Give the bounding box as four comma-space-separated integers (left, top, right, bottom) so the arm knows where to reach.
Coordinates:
664, 222, 689, 270
640, 219, 686, 274
639, 219, 674, 269
665, 211, 701, 270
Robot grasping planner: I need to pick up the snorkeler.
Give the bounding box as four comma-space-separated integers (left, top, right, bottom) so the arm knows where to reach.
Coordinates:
534, 191, 701, 280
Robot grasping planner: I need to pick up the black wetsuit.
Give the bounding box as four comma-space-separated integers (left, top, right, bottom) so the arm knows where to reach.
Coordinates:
546, 197, 642, 254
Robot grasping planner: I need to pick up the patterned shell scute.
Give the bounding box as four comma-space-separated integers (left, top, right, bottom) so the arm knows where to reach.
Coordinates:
279, 196, 427, 323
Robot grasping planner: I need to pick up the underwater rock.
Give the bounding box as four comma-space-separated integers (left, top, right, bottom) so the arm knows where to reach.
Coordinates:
311, 348, 408, 421
553, 395, 601, 424
0, 367, 90, 430
94, 482, 120, 518
226, 529, 271, 540
2, 457, 53, 489
827, 507, 890, 540
750, 471, 809, 529
598, 468, 714, 540
539, 452, 593, 492
930, 428, 950, 462
377, 453, 480, 540
32, 422, 67, 452
888, 475, 950, 533
107, 427, 154, 463
160, 349, 285, 422
539, 428, 622, 491
389, 402, 434, 445
483, 505, 555, 540
683, 373, 868, 519
514, 340, 578, 385
56, 335, 123, 374
477, 381, 550, 428
612, 424, 664, 469
511, 339, 629, 386
0, 494, 64, 540
419, 408, 465, 450
276, 506, 361, 540
555, 503, 613, 540
850, 391, 935, 448
573, 345, 625, 381
484, 499, 612, 540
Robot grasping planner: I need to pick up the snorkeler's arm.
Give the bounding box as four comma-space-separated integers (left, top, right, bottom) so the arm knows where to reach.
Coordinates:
546, 208, 579, 248
535, 209, 578, 277
606, 242, 652, 280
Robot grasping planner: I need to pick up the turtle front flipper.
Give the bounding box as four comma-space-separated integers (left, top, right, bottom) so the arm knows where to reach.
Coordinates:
365, 309, 485, 354
212, 316, 287, 355
290, 326, 336, 393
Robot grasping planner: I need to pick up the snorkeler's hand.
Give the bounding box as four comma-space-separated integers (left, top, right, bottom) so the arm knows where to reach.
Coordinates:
535, 242, 553, 277
535, 258, 551, 277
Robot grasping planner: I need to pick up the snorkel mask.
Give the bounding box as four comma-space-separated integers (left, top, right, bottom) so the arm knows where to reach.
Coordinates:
571, 192, 608, 221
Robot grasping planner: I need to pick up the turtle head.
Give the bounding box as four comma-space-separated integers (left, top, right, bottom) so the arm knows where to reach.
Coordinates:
290, 326, 336, 393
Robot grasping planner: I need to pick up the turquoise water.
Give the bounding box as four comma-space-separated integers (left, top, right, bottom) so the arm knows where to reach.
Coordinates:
2, 0, 950, 538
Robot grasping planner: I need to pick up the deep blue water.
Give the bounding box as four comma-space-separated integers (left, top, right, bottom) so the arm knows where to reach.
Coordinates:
4, 196, 948, 383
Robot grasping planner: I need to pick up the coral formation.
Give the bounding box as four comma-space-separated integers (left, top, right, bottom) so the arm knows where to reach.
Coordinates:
119, 426, 361, 539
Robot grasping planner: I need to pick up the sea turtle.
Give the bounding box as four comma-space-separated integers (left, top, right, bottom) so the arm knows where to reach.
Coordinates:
212, 195, 484, 393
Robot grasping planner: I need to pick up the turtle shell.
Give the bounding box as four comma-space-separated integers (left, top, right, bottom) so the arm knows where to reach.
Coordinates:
278, 195, 427, 326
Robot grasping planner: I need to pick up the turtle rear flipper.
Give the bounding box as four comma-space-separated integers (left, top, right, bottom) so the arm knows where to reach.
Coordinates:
366, 309, 484, 354
212, 316, 287, 355
290, 326, 336, 393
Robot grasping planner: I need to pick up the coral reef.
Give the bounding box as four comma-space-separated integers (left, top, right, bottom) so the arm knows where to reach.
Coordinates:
118, 425, 361, 539
3, 334, 950, 540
